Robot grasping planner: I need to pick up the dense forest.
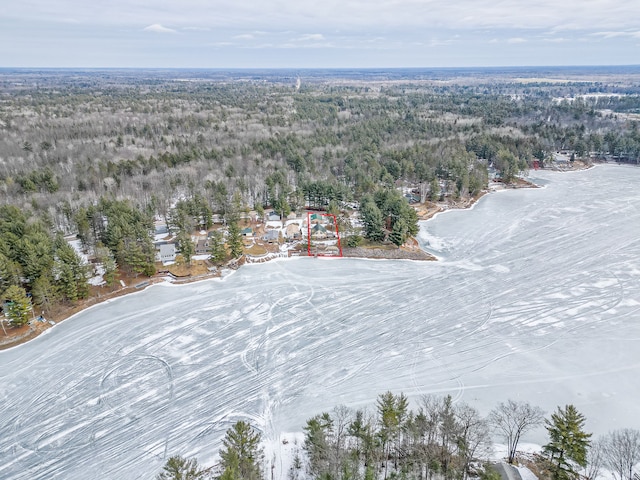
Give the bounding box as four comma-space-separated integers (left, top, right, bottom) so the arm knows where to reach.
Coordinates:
1, 67, 640, 325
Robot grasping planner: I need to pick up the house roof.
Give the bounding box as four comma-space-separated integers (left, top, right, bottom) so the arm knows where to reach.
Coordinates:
286, 224, 300, 235
241, 227, 253, 234
159, 243, 176, 255
264, 229, 279, 240
311, 223, 327, 233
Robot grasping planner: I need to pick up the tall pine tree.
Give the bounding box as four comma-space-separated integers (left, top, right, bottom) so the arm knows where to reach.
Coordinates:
218, 421, 263, 480
4, 285, 32, 327
543, 405, 591, 480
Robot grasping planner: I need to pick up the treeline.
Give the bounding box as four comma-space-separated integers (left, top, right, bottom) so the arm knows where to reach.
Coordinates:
2, 70, 639, 232
157, 393, 640, 480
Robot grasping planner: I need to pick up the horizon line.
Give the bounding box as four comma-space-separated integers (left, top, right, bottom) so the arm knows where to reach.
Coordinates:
1, 64, 640, 71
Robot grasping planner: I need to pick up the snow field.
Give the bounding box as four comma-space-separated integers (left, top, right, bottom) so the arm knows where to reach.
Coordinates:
1, 165, 640, 479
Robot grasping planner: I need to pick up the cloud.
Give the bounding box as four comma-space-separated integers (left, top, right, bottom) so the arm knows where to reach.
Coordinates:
543, 37, 571, 43
5, 0, 640, 34
234, 34, 255, 40
591, 30, 640, 39
298, 33, 325, 41
507, 37, 527, 44
143, 24, 177, 34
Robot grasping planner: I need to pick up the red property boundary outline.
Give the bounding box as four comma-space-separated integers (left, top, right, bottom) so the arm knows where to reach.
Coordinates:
306, 212, 343, 257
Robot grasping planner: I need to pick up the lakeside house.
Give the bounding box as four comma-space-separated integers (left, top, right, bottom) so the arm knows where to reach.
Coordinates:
264, 229, 279, 243
311, 223, 328, 239
158, 243, 177, 264
285, 223, 302, 240
195, 239, 210, 255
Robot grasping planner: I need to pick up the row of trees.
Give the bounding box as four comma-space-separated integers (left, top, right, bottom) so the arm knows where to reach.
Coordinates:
154, 393, 640, 480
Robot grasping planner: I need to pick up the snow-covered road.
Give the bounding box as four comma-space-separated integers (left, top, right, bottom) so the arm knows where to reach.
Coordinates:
2, 165, 640, 479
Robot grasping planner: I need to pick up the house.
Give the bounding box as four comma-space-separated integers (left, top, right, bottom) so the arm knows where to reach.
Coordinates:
311, 223, 328, 239
264, 229, 280, 243
154, 223, 169, 235
241, 227, 254, 238
195, 239, 210, 255
267, 212, 281, 222
285, 223, 301, 240
158, 243, 176, 264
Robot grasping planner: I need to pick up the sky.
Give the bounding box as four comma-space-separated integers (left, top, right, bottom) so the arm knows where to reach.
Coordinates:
1, 0, 639, 68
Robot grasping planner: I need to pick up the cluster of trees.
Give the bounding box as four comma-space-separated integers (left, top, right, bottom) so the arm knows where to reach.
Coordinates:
0, 205, 89, 326
74, 198, 155, 277
301, 392, 500, 480
360, 190, 420, 246
155, 393, 640, 480
298, 393, 640, 480
156, 420, 263, 480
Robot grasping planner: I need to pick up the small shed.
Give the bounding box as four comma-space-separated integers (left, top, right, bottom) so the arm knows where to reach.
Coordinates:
241, 227, 254, 238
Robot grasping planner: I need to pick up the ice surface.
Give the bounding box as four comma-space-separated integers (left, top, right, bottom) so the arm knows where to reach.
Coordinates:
2, 165, 640, 479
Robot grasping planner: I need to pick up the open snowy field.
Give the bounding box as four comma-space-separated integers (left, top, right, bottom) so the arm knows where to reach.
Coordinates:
2, 164, 640, 479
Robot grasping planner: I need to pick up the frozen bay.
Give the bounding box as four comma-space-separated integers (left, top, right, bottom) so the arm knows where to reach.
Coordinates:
2, 164, 640, 479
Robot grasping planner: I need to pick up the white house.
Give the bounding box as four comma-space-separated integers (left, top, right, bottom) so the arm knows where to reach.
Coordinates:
159, 243, 176, 264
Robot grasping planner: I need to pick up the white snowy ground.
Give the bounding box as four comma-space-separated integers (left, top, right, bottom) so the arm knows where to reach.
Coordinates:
2, 165, 640, 479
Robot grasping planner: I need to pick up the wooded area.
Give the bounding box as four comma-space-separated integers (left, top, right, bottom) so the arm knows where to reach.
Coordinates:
1, 68, 639, 329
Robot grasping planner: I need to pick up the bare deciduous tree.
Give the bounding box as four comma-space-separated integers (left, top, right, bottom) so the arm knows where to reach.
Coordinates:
602, 429, 640, 480
489, 400, 544, 464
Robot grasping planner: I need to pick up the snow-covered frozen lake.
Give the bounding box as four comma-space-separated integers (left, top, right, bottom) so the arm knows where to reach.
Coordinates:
2, 164, 640, 479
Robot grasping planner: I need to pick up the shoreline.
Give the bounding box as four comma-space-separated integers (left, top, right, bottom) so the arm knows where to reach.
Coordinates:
0, 168, 576, 351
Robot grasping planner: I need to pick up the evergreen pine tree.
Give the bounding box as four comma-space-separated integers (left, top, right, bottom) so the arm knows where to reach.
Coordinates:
156, 455, 205, 480
218, 421, 263, 480
227, 221, 243, 259
543, 405, 591, 480
209, 230, 227, 266
359, 196, 385, 242
389, 218, 408, 246
4, 285, 32, 327
177, 231, 194, 265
